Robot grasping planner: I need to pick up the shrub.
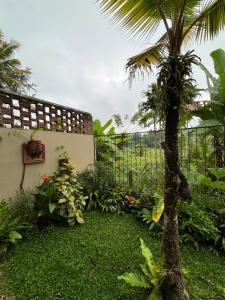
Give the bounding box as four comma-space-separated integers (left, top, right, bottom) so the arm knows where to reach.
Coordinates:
130, 164, 164, 209
186, 168, 225, 251
35, 163, 87, 226
11, 191, 36, 224
77, 161, 116, 199
97, 187, 126, 214
0, 200, 26, 255
77, 161, 120, 211
179, 202, 220, 249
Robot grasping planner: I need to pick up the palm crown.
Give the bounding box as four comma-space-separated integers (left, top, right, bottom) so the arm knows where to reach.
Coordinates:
97, 0, 225, 78
0, 31, 34, 93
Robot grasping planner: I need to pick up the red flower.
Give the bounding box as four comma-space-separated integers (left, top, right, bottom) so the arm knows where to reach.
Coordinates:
41, 175, 49, 182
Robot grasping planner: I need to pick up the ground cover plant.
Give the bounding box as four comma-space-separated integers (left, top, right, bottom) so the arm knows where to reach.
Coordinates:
0, 211, 225, 300
0, 192, 35, 255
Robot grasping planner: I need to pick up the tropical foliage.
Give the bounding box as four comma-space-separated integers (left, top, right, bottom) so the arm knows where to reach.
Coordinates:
94, 119, 117, 162
118, 238, 163, 299
0, 31, 34, 94
193, 48, 225, 126
0, 200, 27, 255
132, 83, 164, 129
133, 81, 199, 129
35, 163, 87, 226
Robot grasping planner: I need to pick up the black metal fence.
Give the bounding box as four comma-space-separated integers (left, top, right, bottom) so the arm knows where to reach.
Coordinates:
96, 125, 225, 191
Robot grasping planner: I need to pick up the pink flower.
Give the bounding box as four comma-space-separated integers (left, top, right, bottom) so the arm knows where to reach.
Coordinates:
125, 195, 136, 205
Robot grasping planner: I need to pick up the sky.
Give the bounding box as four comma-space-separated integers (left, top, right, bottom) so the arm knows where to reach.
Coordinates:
0, 0, 224, 124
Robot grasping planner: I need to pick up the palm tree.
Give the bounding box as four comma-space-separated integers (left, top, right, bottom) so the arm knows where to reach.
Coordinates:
96, 1, 225, 299
0, 31, 34, 94
132, 83, 164, 130
133, 81, 199, 130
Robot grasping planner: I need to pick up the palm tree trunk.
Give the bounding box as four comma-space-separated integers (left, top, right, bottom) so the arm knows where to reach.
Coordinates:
160, 56, 189, 300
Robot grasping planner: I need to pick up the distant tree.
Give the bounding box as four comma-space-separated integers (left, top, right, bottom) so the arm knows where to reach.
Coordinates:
0, 31, 35, 94
132, 83, 164, 130
133, 82, 199, 130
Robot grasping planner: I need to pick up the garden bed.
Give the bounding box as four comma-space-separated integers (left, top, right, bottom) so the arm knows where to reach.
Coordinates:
0, 211, 225, 299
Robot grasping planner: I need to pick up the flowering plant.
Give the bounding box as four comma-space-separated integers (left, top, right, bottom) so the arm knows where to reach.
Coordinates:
36, 163, 87, 226
41, 175, 49, 183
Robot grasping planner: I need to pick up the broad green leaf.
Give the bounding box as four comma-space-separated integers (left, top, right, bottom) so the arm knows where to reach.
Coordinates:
211, 49, 225, 76
93, 119, 102, 135
208, 48, 225, 101
108, 127, 115, 135
187, 171, 212, 186
118, 272, 151, 288
220, 71, 225, 101
49, 202, 57, 213
38, 209, 46, 217
151, 287, 162, 300
208, 168, 225, 179
140, 263, 151, 278
102, 119, 113, 133
210, 181, 225, 190
200, 175, 213, 186
152, 193, 164, 222
46, 183, 55, 200
140, 238, 156, 278
8, 231, 22, 244
37, 190, 47, 197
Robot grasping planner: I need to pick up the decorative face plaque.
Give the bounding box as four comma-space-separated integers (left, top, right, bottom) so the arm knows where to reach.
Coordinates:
22, 142, 45, 164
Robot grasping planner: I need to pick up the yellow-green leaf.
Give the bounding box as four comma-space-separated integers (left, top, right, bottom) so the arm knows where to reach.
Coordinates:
152, 193, 164, 223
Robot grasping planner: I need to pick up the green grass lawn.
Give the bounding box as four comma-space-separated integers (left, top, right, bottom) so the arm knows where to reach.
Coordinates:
0, 211, 225, 300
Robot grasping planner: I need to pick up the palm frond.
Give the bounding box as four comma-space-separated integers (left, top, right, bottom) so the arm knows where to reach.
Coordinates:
126, 43, 167, 81
0, 30, 34, 93
0, 41, 20, 62
183, 0, 225, 42
96, 0, 176, 39
183, 0, 202, 15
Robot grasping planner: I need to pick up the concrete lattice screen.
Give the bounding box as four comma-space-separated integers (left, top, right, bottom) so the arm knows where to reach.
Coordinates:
0, 89, 92, 135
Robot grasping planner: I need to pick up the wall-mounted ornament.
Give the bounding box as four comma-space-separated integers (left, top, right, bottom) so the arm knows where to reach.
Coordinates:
23, 140, 45, 164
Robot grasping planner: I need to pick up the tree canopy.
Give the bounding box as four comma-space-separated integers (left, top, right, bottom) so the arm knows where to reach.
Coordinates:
97, 0, 225, 79
0, 31, 35, 94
